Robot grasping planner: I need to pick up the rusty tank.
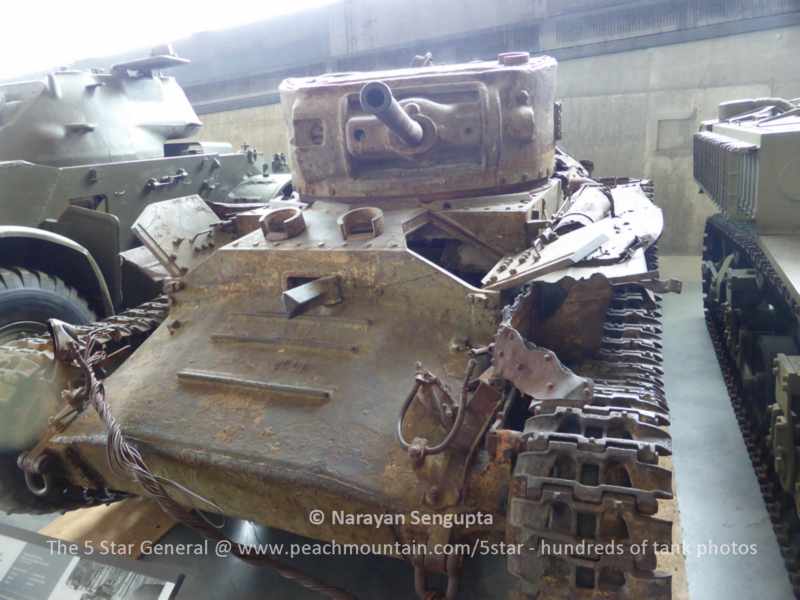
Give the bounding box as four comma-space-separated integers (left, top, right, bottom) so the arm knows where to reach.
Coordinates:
1, 52, 679, 599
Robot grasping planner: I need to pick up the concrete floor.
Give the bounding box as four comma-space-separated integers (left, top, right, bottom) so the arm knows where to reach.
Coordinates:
660, 256, 792, 600
0, 256, 793, 599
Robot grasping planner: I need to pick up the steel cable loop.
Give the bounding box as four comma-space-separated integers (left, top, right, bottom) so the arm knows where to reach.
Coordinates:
71, 329, 356, 600
396, 380, 423, 450
397, 359, 477, 458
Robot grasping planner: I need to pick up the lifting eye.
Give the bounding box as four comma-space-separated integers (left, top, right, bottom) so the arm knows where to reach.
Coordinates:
260, 207, 306, 241
337, 207, 384, 240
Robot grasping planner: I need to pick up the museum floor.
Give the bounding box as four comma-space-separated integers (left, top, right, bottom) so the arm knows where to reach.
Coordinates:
1, 256, 793, 599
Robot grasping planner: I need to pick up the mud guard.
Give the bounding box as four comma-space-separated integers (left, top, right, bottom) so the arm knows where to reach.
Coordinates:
0, 226, 114, 318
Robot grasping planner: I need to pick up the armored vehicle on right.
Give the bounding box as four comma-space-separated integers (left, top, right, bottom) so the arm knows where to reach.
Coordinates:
698, 96, 800, 597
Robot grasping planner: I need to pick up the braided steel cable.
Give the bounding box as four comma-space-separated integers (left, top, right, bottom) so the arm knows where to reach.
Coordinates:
73, 325, 356, 600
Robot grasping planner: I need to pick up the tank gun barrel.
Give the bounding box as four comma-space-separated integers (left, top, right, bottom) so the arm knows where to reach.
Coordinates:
359, 81, 424, 146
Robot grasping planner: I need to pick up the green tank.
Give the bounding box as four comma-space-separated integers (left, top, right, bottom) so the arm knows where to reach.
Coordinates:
697, 96, 800, 598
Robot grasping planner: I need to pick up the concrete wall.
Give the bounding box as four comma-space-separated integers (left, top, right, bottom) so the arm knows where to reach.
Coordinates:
196, 24, 800, 254
557, 25, 800, 254
326, 0, 544, 57
63, 0, 799, 255
199, 104, 288, 160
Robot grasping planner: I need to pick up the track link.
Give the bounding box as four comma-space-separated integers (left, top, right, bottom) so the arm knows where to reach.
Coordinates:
509, 246, 675, 599
703, 214, 800, 598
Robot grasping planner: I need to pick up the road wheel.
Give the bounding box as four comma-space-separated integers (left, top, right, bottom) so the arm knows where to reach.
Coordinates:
0, 267, 95, 344
0, 267, 95, 513
0, 341, 78, 514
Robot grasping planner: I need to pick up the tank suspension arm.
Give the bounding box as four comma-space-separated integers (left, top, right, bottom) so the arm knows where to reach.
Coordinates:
359, 81, 425, 146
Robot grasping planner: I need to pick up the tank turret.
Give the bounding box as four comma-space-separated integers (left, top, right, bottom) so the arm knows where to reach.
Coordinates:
280, 52, 557, 200
0, 46, 201, 167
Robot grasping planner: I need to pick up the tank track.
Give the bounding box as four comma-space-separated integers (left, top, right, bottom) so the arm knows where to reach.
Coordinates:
509, 247, 675, 599
702, 214, 800, 598
0, 296, 169, 369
